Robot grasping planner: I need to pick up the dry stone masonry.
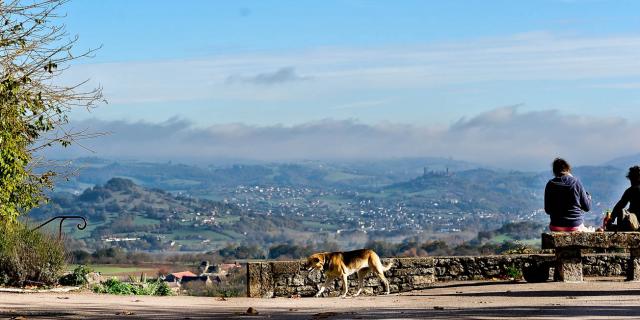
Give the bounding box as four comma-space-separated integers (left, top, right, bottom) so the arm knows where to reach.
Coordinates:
247, 253, 631, 298
247, 257, 434, 298
542, 232, 640, 282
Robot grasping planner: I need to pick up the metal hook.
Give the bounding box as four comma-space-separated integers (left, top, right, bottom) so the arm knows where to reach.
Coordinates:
31, 215, 87, 240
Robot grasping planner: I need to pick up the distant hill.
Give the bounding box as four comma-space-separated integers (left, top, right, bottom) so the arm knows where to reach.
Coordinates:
28, 178, 248, 250
28, 178, 358, 252
383, 168, 546, 215
571, 166, 627, 206
48, 157, 633, 218
47, 157, 484, 196
603, 153, 640, 169
385, 166, 628, 217
28, 158, 636, 252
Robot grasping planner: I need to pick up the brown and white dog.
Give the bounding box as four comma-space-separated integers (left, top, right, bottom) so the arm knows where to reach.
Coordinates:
303, 249, 393, 298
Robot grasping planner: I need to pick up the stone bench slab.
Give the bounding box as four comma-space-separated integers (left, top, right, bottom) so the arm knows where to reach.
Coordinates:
541, 232, 640, 282
542, 232, 640, 249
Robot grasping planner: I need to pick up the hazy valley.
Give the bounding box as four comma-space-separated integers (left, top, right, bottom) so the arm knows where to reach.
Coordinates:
27, 156, 639, 256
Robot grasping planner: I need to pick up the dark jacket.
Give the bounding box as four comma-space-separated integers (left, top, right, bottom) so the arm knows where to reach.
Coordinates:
544, 174, 591, 227
609, 185, 640, 227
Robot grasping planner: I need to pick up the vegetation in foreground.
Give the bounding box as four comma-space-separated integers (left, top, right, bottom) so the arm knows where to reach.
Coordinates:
59, 265, 93, 286
0, 0, 102, 289
0, 0, 102, 223
0, 223, 66, 287
92, 277, 172, 296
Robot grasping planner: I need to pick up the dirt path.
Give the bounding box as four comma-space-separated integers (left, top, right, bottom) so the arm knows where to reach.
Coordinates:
2, 280, 640, 319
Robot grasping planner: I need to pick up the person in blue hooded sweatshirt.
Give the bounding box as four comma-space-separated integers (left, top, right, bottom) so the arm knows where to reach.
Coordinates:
544, 158, 592, 232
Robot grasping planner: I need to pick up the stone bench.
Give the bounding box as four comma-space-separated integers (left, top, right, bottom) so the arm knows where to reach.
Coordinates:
541, 232, 640, 282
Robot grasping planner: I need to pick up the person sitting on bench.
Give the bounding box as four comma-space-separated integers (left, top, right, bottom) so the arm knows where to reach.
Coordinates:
607, 166, 640, 231
544, 158, 592, 232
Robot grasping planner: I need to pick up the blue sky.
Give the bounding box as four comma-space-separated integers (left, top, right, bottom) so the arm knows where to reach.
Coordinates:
66, 0, 640, 61
52, 0, 640, 168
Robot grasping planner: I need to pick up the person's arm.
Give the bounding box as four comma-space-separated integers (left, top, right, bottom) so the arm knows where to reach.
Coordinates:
544, 181, 553, 215
576, 179, 591, 212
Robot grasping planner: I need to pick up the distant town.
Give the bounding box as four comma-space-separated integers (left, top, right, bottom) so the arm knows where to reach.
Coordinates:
27, 157, 627, 255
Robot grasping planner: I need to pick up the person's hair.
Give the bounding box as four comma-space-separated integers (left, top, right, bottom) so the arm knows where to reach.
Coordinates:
552, 158, 571, 177
627, 166, 640, 185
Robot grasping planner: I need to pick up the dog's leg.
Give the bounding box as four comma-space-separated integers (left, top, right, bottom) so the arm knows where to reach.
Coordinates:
375, 272, 390, 295
370, 255, 392, 295
339, 273, 349, 298
354, 269, 369, 297
315, 276, 333, 297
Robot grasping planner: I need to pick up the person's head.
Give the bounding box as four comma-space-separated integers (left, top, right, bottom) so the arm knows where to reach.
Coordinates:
627, 166, 640, 186
552, 158, 571, 177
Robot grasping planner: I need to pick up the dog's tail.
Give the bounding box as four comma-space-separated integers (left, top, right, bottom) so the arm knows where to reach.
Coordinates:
382, 259, 394, 272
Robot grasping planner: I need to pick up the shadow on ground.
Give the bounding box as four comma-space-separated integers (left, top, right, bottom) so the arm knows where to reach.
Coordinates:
3, 305, 640, 319
441, 289, 640, 298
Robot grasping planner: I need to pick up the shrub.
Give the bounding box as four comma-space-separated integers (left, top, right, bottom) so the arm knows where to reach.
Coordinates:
59, 265, 93, 286
92, 278, 172, 296
93, 278, 134, 295
0, 223, 66, 287
153, 280, 172, 296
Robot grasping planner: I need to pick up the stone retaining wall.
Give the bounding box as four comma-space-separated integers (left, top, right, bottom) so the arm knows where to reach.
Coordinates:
246, 253, 630, 298
247, 257, 434, 298
435, 254, 549, 281
582, 253, 628, 277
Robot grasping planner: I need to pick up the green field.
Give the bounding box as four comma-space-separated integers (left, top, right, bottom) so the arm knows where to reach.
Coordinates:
67, 264, 157, 276
324, 171, 368, 182
133, 216, 162, 225
215, 216, 241, 224
171, 229, 235, 241
491, 234, 514, 243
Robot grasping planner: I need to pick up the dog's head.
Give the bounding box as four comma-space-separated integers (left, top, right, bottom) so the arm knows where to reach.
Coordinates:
303, 253, 326, 271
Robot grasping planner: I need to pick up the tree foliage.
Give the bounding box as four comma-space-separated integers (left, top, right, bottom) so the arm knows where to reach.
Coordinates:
0, 0, 102, 223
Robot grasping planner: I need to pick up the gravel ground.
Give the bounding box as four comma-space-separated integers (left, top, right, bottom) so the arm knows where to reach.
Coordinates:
2, 280, 640, 319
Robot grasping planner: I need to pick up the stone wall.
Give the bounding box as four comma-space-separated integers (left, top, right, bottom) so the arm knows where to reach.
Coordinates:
246, 253, 630, 298
434, 254, 549, 281
247, 257, 434, 298
582, 253, 628, 277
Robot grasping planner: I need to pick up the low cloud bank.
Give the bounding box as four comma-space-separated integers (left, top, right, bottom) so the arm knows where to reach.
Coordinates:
45, 106, 640, 170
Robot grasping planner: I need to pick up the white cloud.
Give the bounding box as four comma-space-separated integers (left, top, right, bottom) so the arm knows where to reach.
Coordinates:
62, 32, 640, 105
45, 107, 640, 170
226, 67, 310, 85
